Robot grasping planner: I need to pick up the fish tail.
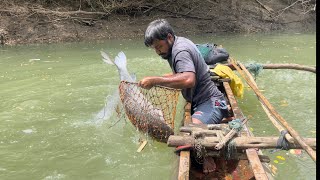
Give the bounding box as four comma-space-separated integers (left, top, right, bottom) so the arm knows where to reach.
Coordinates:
114, 51, 127, 70
101, 51, 114, 65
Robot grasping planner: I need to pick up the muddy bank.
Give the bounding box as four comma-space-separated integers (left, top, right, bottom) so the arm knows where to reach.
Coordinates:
0, 0, 316, 45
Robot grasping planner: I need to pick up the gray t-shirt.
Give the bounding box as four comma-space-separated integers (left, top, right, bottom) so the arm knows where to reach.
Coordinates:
168, 36, 223, 108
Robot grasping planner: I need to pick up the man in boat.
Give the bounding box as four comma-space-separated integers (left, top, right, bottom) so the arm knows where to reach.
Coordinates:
138, 19, 230, 173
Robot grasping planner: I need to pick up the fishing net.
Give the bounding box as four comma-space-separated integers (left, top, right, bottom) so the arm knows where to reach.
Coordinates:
118, 81, 180, 142
194, 136, 205, 164
225, 139, 237, 160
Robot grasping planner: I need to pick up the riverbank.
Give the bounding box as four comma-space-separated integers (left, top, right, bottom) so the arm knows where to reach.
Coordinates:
0, 0, 316, 45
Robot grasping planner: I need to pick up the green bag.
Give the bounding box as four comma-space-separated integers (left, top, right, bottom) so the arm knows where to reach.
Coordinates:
196, 43, 229, 65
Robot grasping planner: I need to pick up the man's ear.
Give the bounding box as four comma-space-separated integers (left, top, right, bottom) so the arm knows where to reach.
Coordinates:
167, 33, 174, 43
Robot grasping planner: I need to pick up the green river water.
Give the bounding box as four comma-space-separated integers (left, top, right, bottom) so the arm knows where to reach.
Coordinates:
0, 33, 316, 180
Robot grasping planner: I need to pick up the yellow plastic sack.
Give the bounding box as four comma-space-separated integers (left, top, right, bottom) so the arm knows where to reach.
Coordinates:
211, 64, 244, 98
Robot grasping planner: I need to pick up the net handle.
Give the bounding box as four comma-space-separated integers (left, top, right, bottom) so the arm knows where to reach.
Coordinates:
120, 80, 181, 91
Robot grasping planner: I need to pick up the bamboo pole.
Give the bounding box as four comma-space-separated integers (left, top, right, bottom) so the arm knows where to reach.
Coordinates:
180, 123, 230, 132
167, 135, 316, 150
238, 63, 295, 143
230, 57, 316, 162
209, 62, 317, 73
210, 63, 316, 73
261, 63, 316, 73
214, 118, 248, 150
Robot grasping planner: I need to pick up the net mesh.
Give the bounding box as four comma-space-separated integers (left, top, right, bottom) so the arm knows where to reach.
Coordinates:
119, 81, 180, 142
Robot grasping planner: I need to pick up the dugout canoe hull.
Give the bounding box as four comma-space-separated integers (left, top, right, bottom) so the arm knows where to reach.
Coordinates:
177, 76, 273, 180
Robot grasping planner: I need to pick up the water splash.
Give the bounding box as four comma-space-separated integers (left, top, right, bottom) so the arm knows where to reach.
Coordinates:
88, 89, 120, 126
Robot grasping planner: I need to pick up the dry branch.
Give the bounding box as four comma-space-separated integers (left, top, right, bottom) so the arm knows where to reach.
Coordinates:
143, 1, 170, 14
0, 7, 107, 15
155, 6, 214, 20
31, 8, 108, 16
275, 0, 301, 19
255, 0, 274, 14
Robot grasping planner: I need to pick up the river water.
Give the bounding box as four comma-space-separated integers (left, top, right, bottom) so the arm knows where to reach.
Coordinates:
0, 33, 316, 180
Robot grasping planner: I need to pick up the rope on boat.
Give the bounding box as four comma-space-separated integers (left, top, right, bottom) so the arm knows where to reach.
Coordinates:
192, 119, 245, 162
228, 119, 243, 132
269, 130, 290, 153
224, 119, 243, 159
276, 130, 290, 150
245, 63, 264, 79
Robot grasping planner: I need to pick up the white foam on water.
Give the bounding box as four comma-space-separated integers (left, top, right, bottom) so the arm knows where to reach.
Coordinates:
43, 171, 66, 180
105, 157, 120, 166
22, 129, 35, 134
0, 167, 7, 171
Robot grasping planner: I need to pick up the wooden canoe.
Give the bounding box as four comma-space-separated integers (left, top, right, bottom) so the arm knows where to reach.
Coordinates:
175, 73, 273, 180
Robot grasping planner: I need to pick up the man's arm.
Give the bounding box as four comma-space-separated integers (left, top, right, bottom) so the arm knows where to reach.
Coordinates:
138, 72, 195, 89
163, 73, 173, 77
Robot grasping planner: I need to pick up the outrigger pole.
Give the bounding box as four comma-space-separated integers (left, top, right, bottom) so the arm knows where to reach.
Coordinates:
209, 63, 316, 74
256, 63, 316, 73
229, 57, 316, 162
237, 62, 295, 143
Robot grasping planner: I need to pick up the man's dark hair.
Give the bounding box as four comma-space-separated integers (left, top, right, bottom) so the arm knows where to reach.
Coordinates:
144, 19, 175, 47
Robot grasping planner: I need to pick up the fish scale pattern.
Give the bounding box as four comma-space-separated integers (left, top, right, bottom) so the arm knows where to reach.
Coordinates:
119, 81, 180, 142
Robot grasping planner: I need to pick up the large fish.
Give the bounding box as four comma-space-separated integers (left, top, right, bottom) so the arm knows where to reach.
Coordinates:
101, 51, 174, 142
90, 51, 135, 125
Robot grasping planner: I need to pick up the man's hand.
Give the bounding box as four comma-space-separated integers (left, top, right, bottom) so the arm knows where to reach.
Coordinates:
138, 77, 156, 89
138, 72, 195, 89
